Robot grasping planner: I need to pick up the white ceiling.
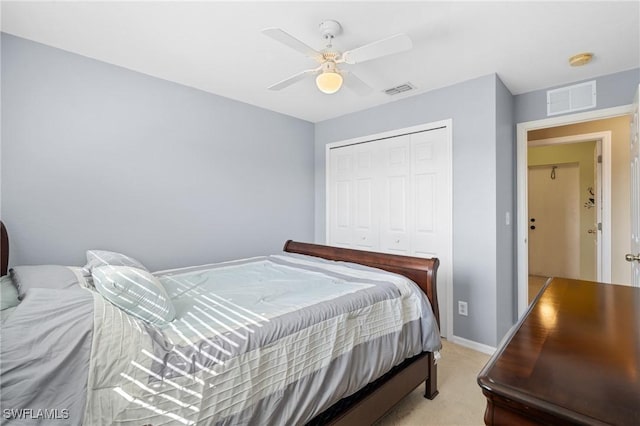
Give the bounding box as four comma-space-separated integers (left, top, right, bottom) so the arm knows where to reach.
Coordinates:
2, 1, 639, 123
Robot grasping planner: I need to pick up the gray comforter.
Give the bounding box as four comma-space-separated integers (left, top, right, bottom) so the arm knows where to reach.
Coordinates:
0, 254, 440, 425
1, 287, 93, 425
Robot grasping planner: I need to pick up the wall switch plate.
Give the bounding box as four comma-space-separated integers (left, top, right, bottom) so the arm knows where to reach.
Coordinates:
458, 301, 468, 316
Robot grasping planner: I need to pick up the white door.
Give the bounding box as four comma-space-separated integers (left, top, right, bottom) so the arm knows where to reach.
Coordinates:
379, 135, 411, 255
411, 128, 450, 261
410, 128, 451, 341
328, 146, 354, 248
628, 86, 640, 287
352, 143, 380, 251
528, 164, 580, 279
327, 122, 452, 337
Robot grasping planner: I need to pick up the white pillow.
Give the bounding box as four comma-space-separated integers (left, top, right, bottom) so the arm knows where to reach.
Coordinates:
0, 275, 19, 311
83, 250, 148, 277
92, 265, 175, 325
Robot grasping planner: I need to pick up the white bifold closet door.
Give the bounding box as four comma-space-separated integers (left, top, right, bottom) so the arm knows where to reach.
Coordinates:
327, 125, 451, 336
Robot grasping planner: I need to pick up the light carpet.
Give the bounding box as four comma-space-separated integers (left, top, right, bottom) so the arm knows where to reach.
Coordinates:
374, 339, 492, 426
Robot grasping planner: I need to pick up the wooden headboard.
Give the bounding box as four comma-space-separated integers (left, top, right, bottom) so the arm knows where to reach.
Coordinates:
1, 221, 8, 276
283, 240, 440, 329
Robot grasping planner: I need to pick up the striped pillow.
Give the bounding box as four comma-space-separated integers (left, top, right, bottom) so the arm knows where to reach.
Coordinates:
83, 250, 148, 277
92, 265, 175, 325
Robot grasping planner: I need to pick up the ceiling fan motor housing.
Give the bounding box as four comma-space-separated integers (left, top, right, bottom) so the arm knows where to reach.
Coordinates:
321, 61, 338, 73
319, 20, 342, 39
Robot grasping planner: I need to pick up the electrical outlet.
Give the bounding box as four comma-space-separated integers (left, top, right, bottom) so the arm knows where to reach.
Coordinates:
458, 301, 468, 316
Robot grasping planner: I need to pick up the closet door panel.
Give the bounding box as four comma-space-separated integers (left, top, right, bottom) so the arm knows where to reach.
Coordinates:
353, 177, 376, 249
411, 128, 449, 259
380, 135, 411, 254
331, 180, 352, 247
328, 146, 354, 248
353, 143, 380, 250
413, 173, 438, 257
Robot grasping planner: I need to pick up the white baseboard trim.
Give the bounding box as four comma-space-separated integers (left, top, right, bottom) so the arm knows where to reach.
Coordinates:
449, 335, 496, 355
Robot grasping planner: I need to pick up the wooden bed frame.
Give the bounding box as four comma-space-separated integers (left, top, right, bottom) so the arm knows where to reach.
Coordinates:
284, 240, 440, 425
0, 223, 439, 425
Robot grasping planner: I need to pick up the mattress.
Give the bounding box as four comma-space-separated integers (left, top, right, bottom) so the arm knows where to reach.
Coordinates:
0, 253, 441, 425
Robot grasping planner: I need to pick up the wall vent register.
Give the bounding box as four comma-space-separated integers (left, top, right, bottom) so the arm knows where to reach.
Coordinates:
547, 80, 596, 116
384, 82, 416, 96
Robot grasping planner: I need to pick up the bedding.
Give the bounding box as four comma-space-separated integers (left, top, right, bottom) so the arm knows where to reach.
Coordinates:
0, 253, 440, 425
1, 287, 94, 425
0, 306, 16, 322
9, 265, 85, 299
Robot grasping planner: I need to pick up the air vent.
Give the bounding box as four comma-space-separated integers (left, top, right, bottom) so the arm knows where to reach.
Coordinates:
383, 82, 416, 96
547, 80, 596, 116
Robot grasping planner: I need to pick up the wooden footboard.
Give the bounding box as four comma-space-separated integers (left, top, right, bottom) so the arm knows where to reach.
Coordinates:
283, 240, 440, 329
283, 240, 441, 425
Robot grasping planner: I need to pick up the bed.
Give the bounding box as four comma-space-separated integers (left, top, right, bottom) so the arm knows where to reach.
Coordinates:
0, 222, 441, 425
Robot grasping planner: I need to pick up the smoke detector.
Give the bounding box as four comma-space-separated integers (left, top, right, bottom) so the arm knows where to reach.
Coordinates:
569, 52, 593, 67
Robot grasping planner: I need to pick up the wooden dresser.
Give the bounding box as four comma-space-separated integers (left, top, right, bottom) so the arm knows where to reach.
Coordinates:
478, 278, 640, 425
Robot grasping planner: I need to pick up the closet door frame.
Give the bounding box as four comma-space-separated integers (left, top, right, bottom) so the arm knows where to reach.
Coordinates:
325, 119, 453, 339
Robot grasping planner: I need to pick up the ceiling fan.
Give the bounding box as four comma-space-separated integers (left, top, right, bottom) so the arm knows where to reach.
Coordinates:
262, 20, 412, 95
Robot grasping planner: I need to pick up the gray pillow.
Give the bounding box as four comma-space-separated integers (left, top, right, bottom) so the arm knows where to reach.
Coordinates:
92, 265, 175, 325
82, 250, 148, 277
10, 265, 81, 300
0, 275, 19, 310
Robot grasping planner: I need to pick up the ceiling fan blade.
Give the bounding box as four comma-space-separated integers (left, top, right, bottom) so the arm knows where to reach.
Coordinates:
342, 71, 374, 96
268, 68, 318, 91
341, 34, 412, 65
262, 27, 323, 61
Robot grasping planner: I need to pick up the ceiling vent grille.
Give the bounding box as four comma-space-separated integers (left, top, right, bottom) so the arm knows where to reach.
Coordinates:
384, 82, 416, 96
547, 80, 596, 116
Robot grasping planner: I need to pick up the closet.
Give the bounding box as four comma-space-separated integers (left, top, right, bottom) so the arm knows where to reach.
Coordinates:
326, 121, 452, 336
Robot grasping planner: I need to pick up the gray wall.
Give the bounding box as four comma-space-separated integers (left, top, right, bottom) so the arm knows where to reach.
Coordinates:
515, 68, 640, 123
495, 77, 515, 340
6, 30, 634, 348
315, 74, 503, 346
1, 34, 315, 271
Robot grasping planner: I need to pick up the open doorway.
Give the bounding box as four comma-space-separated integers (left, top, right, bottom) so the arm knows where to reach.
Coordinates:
516, 106, 634, 315
526, 139, 599, 303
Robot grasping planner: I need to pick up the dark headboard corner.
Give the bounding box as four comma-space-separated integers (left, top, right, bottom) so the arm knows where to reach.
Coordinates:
1, 221, 8, 276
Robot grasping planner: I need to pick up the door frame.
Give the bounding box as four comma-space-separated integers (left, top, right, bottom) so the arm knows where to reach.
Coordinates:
631, 85, 640, 287
516, 105, 632, 318
325, 119, 453, 338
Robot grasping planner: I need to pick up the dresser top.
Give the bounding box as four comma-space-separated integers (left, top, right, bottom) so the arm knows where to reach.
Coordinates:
478, 278, 640, 425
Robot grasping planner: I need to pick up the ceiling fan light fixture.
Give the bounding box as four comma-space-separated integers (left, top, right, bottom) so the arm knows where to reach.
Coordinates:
263, 21, 411, 95
316, 71, 343, 94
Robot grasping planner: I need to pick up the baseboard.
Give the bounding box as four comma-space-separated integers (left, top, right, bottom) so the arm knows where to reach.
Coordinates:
449, 335, 496, 355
